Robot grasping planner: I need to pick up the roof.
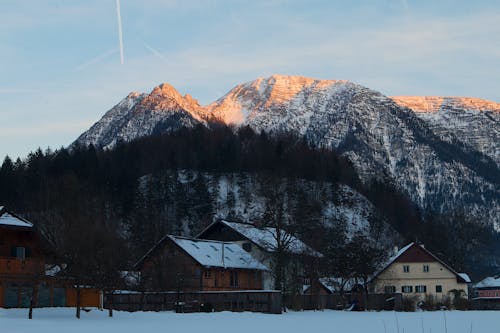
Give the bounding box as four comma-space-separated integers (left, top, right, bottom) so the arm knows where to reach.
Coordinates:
458, 273, 472, 283
317, 277, 360, 293
201, 220, 323, 257
369, 242, 469, 283
136, 235, 268, 271
0, 206, 34, 228
475, 276, 500, 289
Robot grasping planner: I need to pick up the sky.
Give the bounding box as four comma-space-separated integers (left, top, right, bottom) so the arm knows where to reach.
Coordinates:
1, 0, 499, 160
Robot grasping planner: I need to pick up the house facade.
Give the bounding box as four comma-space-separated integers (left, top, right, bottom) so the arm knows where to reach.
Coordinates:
135, 235, 268, 291
0, 206, 46, 307
197, 219, 323, 291
369, 242, 470, 301
0, 206, 102, 308
473, 276, 500, 310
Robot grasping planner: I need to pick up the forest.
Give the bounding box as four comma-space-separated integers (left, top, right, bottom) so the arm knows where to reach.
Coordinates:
0, 124, 497, 283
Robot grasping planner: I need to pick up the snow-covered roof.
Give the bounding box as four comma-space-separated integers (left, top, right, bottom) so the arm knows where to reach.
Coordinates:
218, 220, 323, 257
169, 235, 268, 270
318, 277, 360, 293
45, 264, 64, 277
120, 271, 141, 287
458, 273, 472, 283
368, 242, 414, 282
0, 208, 33, 228
136, 234, 269, 271
475, 276, 500, 289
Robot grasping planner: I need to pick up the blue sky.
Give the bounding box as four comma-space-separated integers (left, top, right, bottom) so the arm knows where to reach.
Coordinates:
1, 0, 499, 159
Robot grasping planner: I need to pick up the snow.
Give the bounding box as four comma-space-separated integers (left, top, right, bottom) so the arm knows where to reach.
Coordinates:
0, 211, 33, 228
169, 235, 268, 270
317, 277, 359, 293
475, 276, 500, 289
2, 308, 499, 333
220, 220, 323, 257
459, 273, 472, 284
370, 242, 415, 280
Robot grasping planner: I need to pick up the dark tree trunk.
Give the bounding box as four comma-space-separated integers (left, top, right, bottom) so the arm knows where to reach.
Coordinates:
28, 284, 38, 319
108, 291, 113, 317
76, 286, 81, 319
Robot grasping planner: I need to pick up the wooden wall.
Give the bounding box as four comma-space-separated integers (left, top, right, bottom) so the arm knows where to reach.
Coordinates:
140, 239, 264, 292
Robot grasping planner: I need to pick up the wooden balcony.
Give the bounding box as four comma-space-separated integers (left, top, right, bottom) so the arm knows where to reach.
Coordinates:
0, 257, 44, 277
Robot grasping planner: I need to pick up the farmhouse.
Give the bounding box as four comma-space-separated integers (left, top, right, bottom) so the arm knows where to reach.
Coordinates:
197, 219, 323, 290
0, 206, 101, 308
368, 242, 470, 302
473, 276, 500, 310
135, 235, 268, 291
0, 206, 46, 307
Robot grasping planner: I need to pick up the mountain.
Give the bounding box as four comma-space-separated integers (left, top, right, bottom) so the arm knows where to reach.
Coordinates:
75, 84, 205, 150
75, 75, 500, 230
391, 96, 500, 166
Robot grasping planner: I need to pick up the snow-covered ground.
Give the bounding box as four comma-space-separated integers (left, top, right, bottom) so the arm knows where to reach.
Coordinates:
1, 308, 499, 333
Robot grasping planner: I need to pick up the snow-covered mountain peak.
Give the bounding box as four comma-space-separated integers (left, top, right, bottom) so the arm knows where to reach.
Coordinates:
391, 96, 500, 113
207, 75, 360, 125
126, 91, 143, 99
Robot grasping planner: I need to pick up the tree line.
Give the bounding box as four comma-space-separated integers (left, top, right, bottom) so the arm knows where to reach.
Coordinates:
0, 124, 496, 299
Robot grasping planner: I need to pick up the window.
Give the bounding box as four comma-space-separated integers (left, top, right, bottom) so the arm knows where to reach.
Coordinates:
230, 271, 239, 287
423, 265, 429, 272
384, 286, 396, 294
403, 265, 410, 273
415, 285, 427, 293
402, 285, 413, 293
204, 270, 211, 279
436, 285, 443, 293
11, 246, 26, 259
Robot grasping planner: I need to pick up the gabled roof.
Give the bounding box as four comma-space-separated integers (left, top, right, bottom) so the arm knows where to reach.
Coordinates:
198, 219, 323, 257
475, 276, 500, 289
369, 242, 470, 283
0, 206, 34, 229
135, 235, 268, 271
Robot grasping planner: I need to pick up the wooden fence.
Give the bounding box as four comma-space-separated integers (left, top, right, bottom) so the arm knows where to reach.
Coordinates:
105, 290, 282, 314
284, 293, 403, 311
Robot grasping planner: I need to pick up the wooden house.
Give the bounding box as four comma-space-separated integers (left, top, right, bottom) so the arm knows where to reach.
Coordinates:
368, 242, 470, 301
0, 206, 46, 307
0, 206, 101, 308
135, 235, 269, 291
197, 219, 323, 291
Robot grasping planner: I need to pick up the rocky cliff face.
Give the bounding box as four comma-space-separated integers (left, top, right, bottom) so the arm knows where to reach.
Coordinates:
391, 96, 500, 166
75, 75, 500, 230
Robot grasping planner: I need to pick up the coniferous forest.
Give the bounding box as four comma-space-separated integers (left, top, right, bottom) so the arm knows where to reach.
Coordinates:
0, 125, 498, 280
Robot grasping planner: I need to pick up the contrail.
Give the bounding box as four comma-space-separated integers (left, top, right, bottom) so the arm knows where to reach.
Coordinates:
116, 0, 124, 64
75, 48, 118, 71
144, 43, 167, 61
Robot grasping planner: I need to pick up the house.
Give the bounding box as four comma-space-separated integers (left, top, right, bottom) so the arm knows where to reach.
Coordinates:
473, 276, 500, 310
135, 235, 269, 291
303, 277, 363, 295
0, 206, 47, 307
0, 206, 101, 308
197, 219, 323, 290
368, 242, 470, 302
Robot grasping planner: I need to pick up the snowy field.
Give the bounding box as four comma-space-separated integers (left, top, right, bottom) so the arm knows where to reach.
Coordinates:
1, 308, 499, 333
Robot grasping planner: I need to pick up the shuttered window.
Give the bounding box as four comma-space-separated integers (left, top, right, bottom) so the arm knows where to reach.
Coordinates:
415, 285, 427, 293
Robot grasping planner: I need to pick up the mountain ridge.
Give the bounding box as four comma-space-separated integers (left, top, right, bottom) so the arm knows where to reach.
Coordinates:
74, 75, 500, 231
